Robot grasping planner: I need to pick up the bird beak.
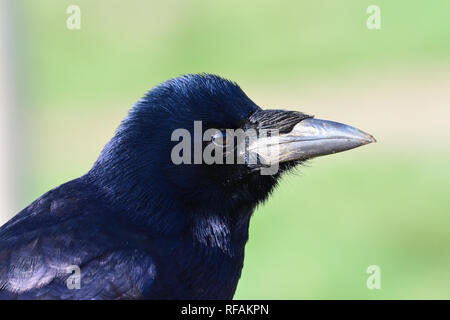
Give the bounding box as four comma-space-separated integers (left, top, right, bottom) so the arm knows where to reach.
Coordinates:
249, 117, 376, 166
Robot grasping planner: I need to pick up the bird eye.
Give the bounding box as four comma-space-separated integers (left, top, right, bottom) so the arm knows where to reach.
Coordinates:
211, 131, 230, 147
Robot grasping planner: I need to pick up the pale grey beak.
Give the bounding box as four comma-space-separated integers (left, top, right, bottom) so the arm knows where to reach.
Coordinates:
249, 118, 376, 166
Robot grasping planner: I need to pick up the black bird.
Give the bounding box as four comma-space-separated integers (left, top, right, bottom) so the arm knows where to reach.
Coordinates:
0, 74, 375, 299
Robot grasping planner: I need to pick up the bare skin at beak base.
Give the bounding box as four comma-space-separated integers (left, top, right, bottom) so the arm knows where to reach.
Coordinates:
251, 118, 376, 166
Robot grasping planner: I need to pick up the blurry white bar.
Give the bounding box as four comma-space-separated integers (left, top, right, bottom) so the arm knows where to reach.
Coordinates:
0, 0, 15, 225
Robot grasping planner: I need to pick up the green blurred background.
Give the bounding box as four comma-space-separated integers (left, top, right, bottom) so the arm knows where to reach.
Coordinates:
3, 0, 450, 299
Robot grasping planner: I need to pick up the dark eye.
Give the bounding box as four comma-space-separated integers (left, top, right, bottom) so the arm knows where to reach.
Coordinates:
212, 131, 230, 147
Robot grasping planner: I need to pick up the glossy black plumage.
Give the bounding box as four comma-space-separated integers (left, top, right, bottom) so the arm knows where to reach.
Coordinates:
0, 74, 300, 299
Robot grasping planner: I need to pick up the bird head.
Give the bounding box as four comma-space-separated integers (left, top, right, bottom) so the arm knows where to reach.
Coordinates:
90, 74, 375, 215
